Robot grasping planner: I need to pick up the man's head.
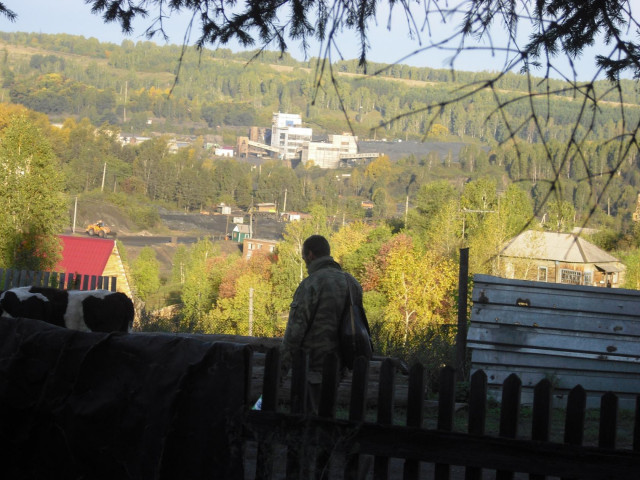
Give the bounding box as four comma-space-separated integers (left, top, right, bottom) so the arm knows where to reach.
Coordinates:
302, 235, 330, 266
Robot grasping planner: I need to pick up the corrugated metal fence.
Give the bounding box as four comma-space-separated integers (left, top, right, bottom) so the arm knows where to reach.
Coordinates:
468, 274, 640, 408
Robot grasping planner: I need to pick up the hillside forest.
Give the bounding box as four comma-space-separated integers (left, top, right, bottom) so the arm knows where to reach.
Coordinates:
2, 32, 640, 372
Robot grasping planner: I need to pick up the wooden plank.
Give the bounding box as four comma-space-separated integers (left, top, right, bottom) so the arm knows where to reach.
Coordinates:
286, 350, 307, 479
468, 324, 640, 357
470, 365, 640, 396
435, 366, 455, 480
473, 274, 640, 315
599, 393, 618, 449
255, 348, 280, 480
562, 386, 586, 480
403, 363, 425, 480
530, 379, 552, 480
564, 386, 586, 446
315, 354, 339, 480
471, 303, 640, 337
470, 348, 640, 372
496, 374, 521, 480
472, 286, 640, 315
344, 356, 369, 480
373, 359, 395, 480
634, 396, 640, 452
465, 370, 487, 480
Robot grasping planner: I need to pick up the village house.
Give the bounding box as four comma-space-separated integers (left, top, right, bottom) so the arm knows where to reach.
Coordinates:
232, 224, 251, 243
497, 230, 626, 287
254, 202, 277, 213
56, 235, 132, 297
242, 238, 278, 260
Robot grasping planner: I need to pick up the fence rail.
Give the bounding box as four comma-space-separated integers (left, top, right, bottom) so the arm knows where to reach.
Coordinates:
0, 268, 117, 291
243, 348, 640, 479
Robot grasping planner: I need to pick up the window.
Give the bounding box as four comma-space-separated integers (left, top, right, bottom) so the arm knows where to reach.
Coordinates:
560, 269, 582, 285
584, 271, 593, 286
537, 266, 548, 282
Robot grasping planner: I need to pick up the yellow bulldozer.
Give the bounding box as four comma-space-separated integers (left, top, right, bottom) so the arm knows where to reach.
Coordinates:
85, 220, 111, 238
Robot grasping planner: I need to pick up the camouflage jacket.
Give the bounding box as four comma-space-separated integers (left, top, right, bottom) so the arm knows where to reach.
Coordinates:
280, 255, 354, 382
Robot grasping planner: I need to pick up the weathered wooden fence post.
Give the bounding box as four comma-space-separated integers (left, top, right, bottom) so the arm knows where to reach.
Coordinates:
465, 369, 487, 480
435, 365, 456, 480
344, 356, 369, 480
456, 247, 469, 382
403, 363, 425, 480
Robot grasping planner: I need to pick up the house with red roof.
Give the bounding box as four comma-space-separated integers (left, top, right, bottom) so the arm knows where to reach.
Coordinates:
56, 235, 132, 298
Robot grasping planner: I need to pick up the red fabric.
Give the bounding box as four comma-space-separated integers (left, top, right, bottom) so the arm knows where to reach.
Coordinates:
56, 235, 114, 276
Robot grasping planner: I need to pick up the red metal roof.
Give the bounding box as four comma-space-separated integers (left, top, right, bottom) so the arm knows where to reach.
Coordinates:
56, 235, 115, 276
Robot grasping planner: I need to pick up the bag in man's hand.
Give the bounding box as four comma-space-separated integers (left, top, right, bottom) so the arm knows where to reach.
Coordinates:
339, 273, 373, 369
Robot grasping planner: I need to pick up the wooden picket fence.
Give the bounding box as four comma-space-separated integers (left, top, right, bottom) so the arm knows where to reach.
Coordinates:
242, 348, 640, 479
0, 267, 117, 292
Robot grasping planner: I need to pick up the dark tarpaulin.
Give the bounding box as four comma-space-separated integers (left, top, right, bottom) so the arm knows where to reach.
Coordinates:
0, 317, 249, 480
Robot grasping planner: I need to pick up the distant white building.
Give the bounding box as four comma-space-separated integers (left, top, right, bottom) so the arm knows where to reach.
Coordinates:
301, 133, 359, 169
214, 146, 235, 157
271, 112, 312, 160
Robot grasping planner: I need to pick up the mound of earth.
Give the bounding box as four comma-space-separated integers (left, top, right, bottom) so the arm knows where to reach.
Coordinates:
72, 200, 139, 236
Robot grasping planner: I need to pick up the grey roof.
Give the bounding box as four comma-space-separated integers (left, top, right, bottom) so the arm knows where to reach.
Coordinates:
233, 224, 251, 233
500, 230, 620, 263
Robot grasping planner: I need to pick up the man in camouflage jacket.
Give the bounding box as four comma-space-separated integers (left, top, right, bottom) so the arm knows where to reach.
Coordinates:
280, 235, 358, 412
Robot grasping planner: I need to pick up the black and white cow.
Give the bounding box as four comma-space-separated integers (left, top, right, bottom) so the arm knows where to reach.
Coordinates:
0, 286, 134, 332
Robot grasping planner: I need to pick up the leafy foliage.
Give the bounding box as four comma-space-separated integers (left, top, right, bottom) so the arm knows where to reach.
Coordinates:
131, 246, 161, 301
0, 114, 66, 270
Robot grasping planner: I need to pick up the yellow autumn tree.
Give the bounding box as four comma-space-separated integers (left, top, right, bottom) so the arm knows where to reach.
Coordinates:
205, 271, 281, 336
330, 221, 373, 267
376, 234, 458, 361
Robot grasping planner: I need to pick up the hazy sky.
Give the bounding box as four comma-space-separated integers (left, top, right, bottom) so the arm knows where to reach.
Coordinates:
0, 0, 625, 81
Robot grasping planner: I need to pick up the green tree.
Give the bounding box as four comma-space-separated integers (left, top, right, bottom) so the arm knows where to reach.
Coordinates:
0, 115, 67, 270
180, 237, 219, 331
546, 200, 576, 232
131, 246, 161, 301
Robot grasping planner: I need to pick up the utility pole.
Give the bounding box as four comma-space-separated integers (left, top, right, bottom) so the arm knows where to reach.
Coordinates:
101, 162, 106, 192
248, 288, 254, 336
282, 188, 288, 213
123, 80, 127, 123
249, 196, 254, 239
461, 208, 496, 242
404, 194, 409, 225
72, 197, 78, 233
